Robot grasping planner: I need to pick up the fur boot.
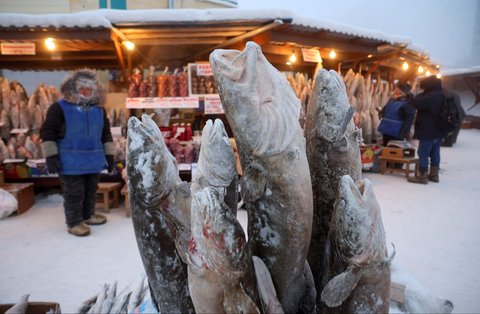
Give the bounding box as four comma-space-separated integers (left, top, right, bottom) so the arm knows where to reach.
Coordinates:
429, 166, 440, 183
408, 170, 429, 184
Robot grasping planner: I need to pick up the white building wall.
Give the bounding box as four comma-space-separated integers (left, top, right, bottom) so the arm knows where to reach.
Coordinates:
0, 0, 69, 13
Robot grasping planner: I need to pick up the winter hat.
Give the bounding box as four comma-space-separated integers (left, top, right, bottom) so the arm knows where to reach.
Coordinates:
420, 75, 442, 92
60, 69, 104, 105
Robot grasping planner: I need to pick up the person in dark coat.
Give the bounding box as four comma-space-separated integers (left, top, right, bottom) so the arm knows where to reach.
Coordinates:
378, 82, 416, 146
408, 75, 448, 184
40, 69, 115, 236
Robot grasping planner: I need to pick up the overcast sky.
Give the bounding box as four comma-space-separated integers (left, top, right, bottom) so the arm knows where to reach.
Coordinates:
238, 0, 480, 71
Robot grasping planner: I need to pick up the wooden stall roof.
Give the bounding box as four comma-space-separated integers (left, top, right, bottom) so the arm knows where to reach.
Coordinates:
0, 9, 437, 78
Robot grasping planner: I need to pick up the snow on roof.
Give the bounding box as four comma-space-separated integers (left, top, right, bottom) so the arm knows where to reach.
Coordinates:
0, 8, 411, 45
0, 11, 111, 28
289, 14, 411, 45
442, 65, 480, 77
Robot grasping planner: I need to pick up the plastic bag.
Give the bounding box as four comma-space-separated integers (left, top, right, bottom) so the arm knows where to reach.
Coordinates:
0, 188, 18, 219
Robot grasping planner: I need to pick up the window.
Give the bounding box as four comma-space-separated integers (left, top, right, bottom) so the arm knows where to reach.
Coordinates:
99, 0, 126, 9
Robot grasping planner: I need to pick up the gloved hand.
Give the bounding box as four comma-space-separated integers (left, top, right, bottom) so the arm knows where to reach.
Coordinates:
46, 155, 61, 174
106, 155, 115, 173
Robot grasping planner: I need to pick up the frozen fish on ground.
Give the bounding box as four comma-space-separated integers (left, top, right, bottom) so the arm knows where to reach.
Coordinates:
126, 114, 194, 313
321, 175, 393, 313
304, 68, 362, 312
210, 41, 315, 313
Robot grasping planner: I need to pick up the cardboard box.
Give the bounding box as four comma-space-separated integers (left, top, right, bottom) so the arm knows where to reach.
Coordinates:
0, 302, 61, 314
26, 159, 49, 177
2, 183, 34, 214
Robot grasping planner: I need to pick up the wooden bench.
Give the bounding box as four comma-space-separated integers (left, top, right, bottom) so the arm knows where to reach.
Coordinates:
95, 182, 121, 212
379, 147, 419, 178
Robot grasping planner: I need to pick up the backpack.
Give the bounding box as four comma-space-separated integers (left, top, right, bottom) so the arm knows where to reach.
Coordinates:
436, 92, 460, 133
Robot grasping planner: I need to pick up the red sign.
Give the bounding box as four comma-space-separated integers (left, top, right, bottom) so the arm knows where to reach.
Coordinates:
1, 42, 35, 55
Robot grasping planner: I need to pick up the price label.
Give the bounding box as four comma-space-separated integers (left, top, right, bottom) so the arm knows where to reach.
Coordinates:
196, 63, 213, 76
204, 95, 224, 114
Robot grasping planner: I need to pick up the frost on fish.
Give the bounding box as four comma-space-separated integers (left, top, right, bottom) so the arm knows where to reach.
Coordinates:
191, 119, 238, 214
126, 114, 194, 313
321, 175, 391, 313
187, 186, 259, 314
304, 68, 362, 311
210, 41, 315, 313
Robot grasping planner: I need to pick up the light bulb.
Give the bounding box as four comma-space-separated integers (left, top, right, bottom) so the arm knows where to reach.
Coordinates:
418, 66, 424, 73
123, 41, 135, 51
289, 53, 297, 63
402, 61, 409, 71
436, 73, 442, 79
426, 70, 431, 76
45, 38, 56, 50
329, 50, 336, 59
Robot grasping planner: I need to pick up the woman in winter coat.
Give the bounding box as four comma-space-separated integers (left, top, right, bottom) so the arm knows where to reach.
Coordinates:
40, 69, 115, 236
378, 82, 416, 146
408, 75, 448, 184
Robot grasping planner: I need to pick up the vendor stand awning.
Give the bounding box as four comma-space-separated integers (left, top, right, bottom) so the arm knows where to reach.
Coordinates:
0, 8, 438, 79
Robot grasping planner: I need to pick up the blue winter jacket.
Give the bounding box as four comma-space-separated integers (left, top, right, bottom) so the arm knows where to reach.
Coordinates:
57, 99, 106, 175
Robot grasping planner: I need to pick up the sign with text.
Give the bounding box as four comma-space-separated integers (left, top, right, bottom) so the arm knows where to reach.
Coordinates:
196, 63, 213, 76
126, 97, 199, 109
1, 42, 35, 55
301, 48, 322, 63
204, 95, 224, 114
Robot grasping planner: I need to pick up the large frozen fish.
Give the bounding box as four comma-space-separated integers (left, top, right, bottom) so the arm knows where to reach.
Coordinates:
210, 41, 316, 313
187, 186, 260, 313
304, 68, 362, 312
321, 175, 392, 313
126, 114, 194, 313
191, 119, 238, 213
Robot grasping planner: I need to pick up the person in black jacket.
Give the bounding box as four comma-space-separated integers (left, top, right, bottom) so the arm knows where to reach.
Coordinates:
408, 75, 448, 184
378, 82, 416, 146
40, 69, 115, 236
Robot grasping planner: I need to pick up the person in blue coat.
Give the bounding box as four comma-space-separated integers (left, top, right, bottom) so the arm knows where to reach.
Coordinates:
40, 69, 115, 236
408, 75, 448, 184
378, 82, 416, 146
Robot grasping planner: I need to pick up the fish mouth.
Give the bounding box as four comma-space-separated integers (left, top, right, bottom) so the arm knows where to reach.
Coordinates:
197, 119, 236, 186
209, 41, 261, 83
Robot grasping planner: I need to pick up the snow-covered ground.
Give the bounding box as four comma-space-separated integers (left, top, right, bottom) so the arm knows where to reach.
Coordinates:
1, 129, 479, 313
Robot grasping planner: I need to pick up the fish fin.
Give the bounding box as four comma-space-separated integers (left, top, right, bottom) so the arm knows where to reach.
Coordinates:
321, 266, 362, 308
240, 160, 267, 202
252, 256, 284, 314
223, 282, 261, 314
337, 106, 355, 140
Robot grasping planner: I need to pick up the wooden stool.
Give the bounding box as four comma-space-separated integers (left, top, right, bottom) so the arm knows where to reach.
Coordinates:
96, 182, 121, 212
379, 147, 419, 178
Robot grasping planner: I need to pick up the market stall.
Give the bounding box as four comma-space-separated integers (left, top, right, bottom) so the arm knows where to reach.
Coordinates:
0, 8, 439, 194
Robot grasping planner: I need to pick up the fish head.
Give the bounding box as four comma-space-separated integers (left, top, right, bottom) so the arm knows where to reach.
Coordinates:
195, 119, 236, 187
190, 186, 248, 279
126, 114, 178, 207
306, 69, 361, 152
210, 41, 300, 157
332, 175, 386, 265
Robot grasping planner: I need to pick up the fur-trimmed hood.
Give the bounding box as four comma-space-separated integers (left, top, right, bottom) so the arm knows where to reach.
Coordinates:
60, 69, 105, 106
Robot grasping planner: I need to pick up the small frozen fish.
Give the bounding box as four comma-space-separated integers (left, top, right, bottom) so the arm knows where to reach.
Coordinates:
187, 186, 260, 314
321, 175, 393, 313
